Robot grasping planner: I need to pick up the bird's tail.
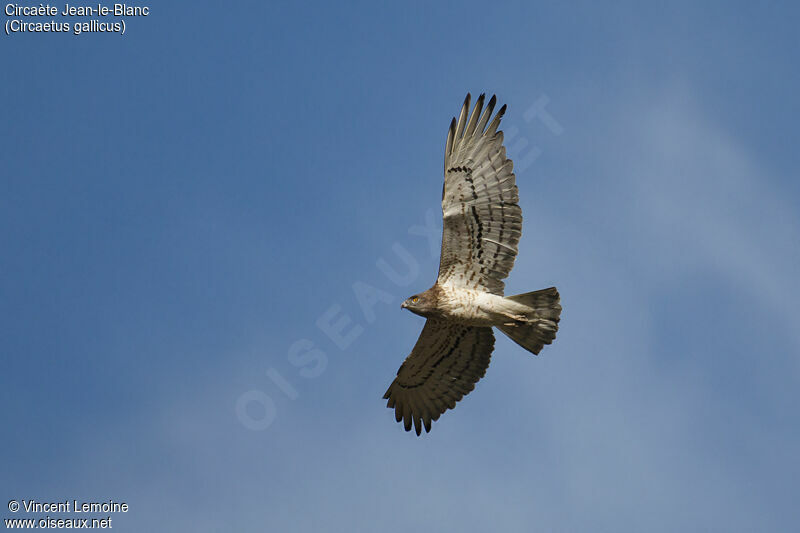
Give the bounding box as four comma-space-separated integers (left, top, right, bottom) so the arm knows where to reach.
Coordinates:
498, 287, 561, 355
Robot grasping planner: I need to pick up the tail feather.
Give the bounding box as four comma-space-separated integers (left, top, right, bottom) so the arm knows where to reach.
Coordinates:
498, 287, 561, 355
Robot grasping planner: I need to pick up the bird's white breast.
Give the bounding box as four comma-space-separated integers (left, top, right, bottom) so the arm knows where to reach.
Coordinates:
438, 284, 512, 326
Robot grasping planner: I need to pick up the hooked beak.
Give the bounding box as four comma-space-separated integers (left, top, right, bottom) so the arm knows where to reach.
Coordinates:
400, 301, 408, 309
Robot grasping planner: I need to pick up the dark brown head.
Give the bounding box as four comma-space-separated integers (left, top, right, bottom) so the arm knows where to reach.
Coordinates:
400, 287, 440, 318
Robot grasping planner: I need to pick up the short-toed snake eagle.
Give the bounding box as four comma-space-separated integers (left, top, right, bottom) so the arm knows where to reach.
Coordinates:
384, 93, 562, 435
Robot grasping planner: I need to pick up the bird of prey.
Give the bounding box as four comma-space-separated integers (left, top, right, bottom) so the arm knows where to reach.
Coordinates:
383, 93, 562, 435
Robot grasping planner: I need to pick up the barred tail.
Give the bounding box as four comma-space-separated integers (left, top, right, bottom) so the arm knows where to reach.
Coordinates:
498, 287, 561, 355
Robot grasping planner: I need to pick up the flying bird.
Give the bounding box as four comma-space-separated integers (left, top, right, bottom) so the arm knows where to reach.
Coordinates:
384, 93, 562, 435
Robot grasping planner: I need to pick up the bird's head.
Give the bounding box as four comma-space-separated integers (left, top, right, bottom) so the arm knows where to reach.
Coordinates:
401, 289, 438, 318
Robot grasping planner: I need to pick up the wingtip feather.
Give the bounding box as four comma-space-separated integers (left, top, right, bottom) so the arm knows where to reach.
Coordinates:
486, 102, 507, 137
456, 94, 470, 141
464, 93, 486, 140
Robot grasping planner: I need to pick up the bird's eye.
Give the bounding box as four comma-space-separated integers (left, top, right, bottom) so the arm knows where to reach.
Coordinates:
412, 297, 419, 303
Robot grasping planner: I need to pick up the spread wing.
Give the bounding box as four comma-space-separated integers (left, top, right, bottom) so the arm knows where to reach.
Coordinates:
438, 93, 522, 295
383, 319, 494, 435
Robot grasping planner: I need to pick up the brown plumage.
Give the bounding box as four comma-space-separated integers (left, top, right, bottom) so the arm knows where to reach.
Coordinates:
384, 94, 562, 435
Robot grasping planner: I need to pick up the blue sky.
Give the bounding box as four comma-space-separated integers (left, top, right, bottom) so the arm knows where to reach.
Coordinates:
2, 1, 799, 531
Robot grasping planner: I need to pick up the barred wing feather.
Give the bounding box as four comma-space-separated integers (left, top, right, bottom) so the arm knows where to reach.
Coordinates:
438, 93, 522, 295
383, 319, 494, 435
